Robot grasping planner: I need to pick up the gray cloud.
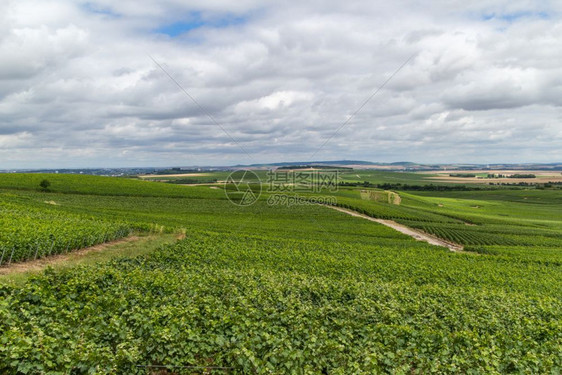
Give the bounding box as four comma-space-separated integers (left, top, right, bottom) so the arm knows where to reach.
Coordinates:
0, 0, 561, 168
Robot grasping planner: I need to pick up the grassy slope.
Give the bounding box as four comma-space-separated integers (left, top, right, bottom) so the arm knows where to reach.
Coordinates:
0, 173, 224, 198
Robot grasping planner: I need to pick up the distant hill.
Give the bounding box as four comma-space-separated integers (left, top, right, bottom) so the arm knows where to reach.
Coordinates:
234, 160, 378, 168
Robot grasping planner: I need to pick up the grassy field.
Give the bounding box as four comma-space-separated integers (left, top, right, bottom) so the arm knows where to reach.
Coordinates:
0, 173, 560, 373
339, 170, 440, 185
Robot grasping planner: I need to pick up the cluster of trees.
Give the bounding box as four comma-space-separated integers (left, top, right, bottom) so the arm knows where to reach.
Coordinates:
486, 173, 536, 179
340, 181, 562, 191
488, 181, 562, 189
39, 179, 50, 191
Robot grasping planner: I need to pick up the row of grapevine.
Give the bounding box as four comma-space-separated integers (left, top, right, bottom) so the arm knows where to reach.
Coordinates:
0, 198, 138, 265
329, 197, 462, 223
410, 224, 519, 246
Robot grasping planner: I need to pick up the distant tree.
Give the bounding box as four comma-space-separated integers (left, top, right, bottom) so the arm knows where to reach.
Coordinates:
39, 179, 51, 191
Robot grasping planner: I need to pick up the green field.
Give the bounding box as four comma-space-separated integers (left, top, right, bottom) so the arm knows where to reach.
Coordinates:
339, 170, 439, 185
139, 169, 445, 187
0, 173, 561, 373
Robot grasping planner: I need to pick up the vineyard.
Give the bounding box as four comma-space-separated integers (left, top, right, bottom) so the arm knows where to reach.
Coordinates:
0, 174, 561, 373
317, 188, 562, 252
0, 195, 137, 265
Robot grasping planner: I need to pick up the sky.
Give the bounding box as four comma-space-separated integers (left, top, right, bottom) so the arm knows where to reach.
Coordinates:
1, 0, 561, 168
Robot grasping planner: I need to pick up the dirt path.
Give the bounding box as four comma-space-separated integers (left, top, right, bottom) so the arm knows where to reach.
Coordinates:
325, 205, 464, 252
0, 236, 141, 276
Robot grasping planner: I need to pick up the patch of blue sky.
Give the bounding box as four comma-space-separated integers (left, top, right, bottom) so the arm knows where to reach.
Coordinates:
481, 10, 549, 22
82, 2, 120, 17
156, 12, 247, 37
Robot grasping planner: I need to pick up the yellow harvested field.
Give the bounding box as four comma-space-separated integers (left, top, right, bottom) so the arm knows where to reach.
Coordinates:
423, 170, 562, 184
419, 170, 561, 176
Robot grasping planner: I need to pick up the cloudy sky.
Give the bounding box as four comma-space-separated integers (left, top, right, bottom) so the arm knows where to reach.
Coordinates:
1, 0, 561, 168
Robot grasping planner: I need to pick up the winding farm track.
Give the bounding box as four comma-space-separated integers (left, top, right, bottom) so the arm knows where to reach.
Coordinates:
324, 205, 464, 252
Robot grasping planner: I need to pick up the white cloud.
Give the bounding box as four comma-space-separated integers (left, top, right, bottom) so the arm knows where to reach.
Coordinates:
0, 0, 561, 168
